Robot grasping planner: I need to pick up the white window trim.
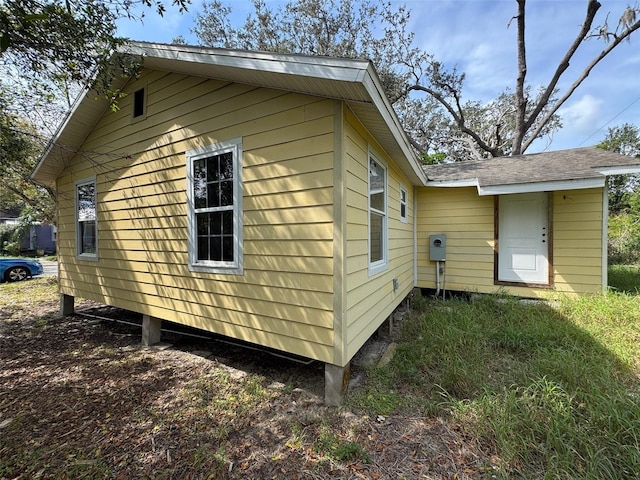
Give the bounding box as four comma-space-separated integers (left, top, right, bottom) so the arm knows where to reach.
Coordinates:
368, 148, 388, 277
75, 177, 98, 261
400, 184, 408, 223
186, 137, 243, 275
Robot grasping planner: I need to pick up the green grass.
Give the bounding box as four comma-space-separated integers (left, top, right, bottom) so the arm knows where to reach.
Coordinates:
312, 419, 371, 463
0, 277, 59, 319
609, 264, 640, 293
349, 291, 640, 479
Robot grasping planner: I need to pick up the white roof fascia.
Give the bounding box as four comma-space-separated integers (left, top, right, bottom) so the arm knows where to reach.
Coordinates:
477, 177, 605, 196
594, 165, 640, 175
127, 42, 370, 83
361, 67, 428, 185
425, 178, 479, 188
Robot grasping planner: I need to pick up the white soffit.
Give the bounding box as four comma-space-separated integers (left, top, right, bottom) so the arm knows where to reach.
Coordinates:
128, 43, 372, 102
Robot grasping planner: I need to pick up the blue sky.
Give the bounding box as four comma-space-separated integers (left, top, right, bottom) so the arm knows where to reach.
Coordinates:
117, 0, 640, 153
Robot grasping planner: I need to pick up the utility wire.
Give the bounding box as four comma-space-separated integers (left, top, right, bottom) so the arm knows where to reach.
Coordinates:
578, 94, 640, 146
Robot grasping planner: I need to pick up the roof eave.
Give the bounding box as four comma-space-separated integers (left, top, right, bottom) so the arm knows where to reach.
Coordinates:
361, 65, 427, 185
31, 75, 128, 188
594, 165, 640, 175
425, 178, 479, 188
425, 176, 607, 195
477, 177, 605, 196
32, 41, 425, 188
126, 42, 372, 83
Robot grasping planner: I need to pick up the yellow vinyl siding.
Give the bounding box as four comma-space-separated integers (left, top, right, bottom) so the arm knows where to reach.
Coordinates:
343, 109, 414, 362
416, 187, 604, 297
55, 70, 336, 362
417, 187, 495, 291
552, 188, 603, 294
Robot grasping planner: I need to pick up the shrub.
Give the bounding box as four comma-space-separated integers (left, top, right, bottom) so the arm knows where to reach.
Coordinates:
608, 212, 640, 264
0, 224, 20, 255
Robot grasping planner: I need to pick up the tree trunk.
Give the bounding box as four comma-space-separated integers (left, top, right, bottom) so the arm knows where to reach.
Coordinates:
512, 0, 527, 156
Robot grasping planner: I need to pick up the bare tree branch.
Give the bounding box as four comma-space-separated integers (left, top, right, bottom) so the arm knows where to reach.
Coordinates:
522, 5, 640, 152
512, 0, 527, 155
408, 83, 501, 157
519, 0, 601, 149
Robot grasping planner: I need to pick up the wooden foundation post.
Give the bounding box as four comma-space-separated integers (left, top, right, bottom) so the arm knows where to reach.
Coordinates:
325, 362, 350, 406
60, 294, 75, 316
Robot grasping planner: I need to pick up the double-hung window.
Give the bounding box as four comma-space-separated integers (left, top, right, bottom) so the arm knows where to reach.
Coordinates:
368, 150, 387, 275
76, 178, 97, 259
187, 138, 243, 274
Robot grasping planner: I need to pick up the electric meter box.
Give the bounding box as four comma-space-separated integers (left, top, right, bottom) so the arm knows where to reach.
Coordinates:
429, 234, 447, 261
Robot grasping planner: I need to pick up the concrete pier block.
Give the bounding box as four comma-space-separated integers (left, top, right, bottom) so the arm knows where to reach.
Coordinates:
142, 315, 162, 346
325, 362, 350, 406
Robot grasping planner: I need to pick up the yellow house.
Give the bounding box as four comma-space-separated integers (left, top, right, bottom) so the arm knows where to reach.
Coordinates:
32, 42, 640, 404
419, 149, 640, 298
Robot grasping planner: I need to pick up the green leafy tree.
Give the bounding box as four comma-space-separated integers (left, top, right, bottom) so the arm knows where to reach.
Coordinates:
597, 123, 640, 264
1, 1, 188, 117
0, 111, 55, 223
597, 123, 640, 213
0, 0, 189, 223
192, 0, 639, 163
193, 0, 414, 103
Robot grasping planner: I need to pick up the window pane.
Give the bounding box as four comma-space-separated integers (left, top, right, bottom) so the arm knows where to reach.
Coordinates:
197, 213, 208, 235
220, 180, 233, 206
371, 191, 384, 211
222, 210, 233, 234
370, 212, 383, 263
193, 160, 207, 209
197, 236, 208, 261
210, 237, 222, 261
369, 157, 385, 213
400, 203, 407, 218
369, 158, 384, 192
207, 155, 220, 182
209, 211, 222, 235
222, 236, 234, 261
220, 153, 233, 179
77, 184, 96, 221
208, 182, 220, 208
80, 221, 96, 254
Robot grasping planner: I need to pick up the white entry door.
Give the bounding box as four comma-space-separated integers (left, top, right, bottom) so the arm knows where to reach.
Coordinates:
498, 192, 549, 284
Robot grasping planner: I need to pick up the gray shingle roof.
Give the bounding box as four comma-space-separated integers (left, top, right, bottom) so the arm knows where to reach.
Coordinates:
424, 147, 640, 187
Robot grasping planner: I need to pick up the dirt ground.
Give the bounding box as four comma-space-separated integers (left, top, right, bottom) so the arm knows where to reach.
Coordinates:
0, 281, 490, 479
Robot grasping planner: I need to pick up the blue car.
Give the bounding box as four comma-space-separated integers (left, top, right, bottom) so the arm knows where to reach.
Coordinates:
0, 258, 44, 282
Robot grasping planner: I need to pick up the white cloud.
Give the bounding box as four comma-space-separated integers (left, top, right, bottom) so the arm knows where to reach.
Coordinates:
559, 94, 604, 133
463, 42, 515, 98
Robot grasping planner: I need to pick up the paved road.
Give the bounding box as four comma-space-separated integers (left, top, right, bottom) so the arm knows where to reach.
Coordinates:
40, 260, 58, 277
